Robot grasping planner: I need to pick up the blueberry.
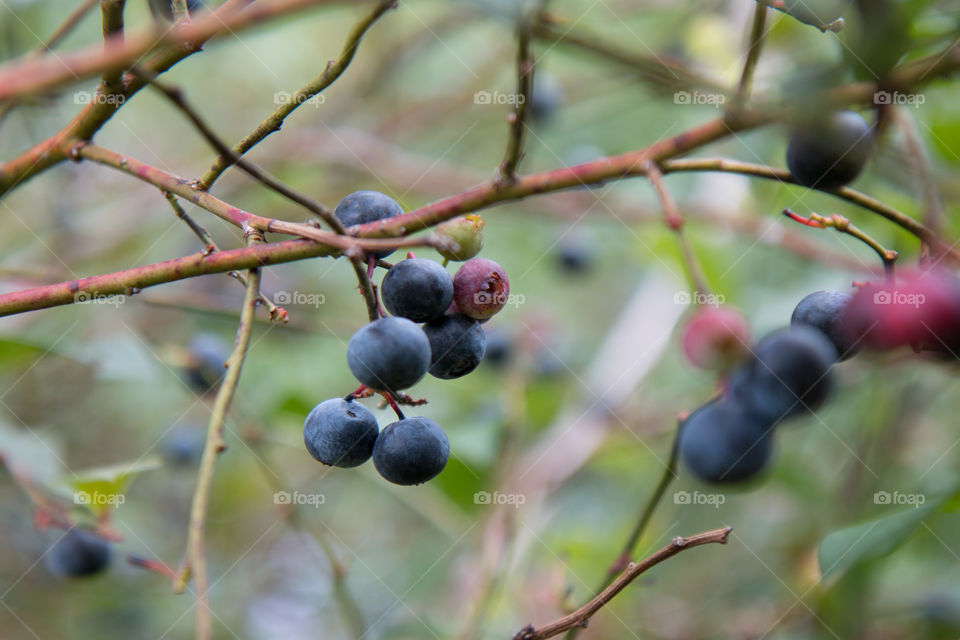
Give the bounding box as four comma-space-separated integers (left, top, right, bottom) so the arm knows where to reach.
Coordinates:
372, 417, 449, 485
346, 317, 431, 392
482, 329, 512, 367
303, 398, 379, 468
422, 314, 486, 379
185, 332, 229, 392
381, 258, 453, 323
679, 399, 774, 484
161, 424, 206, 467
45, 528, 111, 578
791, 290, 859, 360
556, 241, 593, 274
333, 190, 403, 259
149, 0, 204, 20
730, 326, 837, 424
529, 73, 563, 124
786, 111, 873, 189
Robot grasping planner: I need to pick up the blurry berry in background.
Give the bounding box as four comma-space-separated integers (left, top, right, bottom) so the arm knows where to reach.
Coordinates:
680, 306, 751, 371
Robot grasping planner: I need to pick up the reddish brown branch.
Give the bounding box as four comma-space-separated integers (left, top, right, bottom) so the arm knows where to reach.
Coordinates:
512, 527, 733, 640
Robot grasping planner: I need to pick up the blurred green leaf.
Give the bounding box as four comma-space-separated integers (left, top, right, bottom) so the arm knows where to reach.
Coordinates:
818, 494, 947, 579
63, 458, 161, 518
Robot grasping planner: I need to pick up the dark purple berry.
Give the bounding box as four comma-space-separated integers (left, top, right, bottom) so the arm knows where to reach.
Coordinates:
679, 399, 774, 484
786, 111, 873, 189
303, 398, 379, 468
334, 190, 403, 258
381, 259, 453, 323
791, 290, 859, 360
45, 528, 111, 578
346, 317, 431, 392
729, 326, 837, 424
372, 417, 449, 485
423, 314, 486, 379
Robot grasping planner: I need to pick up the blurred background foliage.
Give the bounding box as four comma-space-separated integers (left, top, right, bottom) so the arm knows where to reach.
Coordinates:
1, 0, 960, 638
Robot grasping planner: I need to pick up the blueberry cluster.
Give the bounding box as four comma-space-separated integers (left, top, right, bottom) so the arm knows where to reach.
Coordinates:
680, 288, 862, 484
302, 192, 510, 486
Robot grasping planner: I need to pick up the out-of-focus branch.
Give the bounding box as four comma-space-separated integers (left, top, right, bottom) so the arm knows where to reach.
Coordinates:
175, 230, 264, 640
733, 0, 768, 107
497, 19, 534, 183
131, 68, 341, 230
0, 0, 343, 102
512, 527, 733, 640
196, 0, 398, 190
100, 0, 127, 94
530, 19, 724, 94
659, 157, 955, 259
646, 162, 711, 296
0, 0, 100, 126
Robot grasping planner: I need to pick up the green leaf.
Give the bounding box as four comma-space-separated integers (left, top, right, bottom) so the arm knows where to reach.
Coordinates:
818, 495, 944, 580
63, 458, 161, 518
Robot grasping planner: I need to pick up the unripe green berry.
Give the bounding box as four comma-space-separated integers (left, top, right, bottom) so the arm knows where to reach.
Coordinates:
434, 215, 485, 262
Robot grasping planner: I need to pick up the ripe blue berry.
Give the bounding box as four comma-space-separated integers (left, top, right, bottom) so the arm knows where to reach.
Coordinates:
482, 329, 512, 367
162, 424, 205, 467
334, 190, 403, 258
791, 290, 858, 360
346, 317, 431, 392
185, 333, 229, 392
372, 417, 450, 485
381, 258, 453, 323
679, 399, 774, 484
730, 326, 837, 424
45, 528, 111, 578
303, 398, 379, 468
786, 111, 873, 189
529, 73, 563, 124
423, 314, 486, 379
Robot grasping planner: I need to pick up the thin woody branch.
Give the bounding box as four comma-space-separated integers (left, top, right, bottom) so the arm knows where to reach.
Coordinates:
196, 0, 398, 190
512, 527, 733, 640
